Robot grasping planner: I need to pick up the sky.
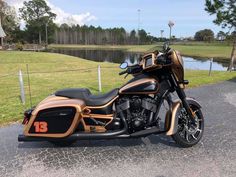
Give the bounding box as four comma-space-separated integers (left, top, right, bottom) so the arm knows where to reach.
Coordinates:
6, 0, 226, 38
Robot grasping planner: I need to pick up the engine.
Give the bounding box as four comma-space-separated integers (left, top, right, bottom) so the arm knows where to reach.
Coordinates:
116, 96, 158, 132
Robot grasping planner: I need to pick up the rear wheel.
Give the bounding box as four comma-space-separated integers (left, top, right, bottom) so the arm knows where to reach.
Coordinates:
172, 104, 204, 148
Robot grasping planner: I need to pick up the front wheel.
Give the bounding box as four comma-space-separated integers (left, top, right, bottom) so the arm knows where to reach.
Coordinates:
172, 103, 204, 148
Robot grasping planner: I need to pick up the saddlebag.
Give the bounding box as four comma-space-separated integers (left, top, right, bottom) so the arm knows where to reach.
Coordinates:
23, 95, 85, 138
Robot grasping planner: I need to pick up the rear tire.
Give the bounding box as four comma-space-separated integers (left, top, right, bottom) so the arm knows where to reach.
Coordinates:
172, 104, 204, 148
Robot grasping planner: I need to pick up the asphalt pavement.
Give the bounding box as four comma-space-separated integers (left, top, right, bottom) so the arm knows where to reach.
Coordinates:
0, 79, 236, 177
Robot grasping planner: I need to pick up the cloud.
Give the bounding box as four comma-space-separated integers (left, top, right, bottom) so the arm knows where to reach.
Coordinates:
46, 1, 96, 26
6, 0, 97, 26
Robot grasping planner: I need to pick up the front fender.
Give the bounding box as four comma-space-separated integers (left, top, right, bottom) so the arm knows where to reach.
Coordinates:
165, 97, 202, 136
185, 97, 202, 109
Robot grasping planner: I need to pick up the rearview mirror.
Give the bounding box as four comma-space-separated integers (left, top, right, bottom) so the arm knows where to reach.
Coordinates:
120, 62, 128, 69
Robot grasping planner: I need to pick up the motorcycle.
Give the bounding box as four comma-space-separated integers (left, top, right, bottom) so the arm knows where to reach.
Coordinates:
18, 44, 204, 147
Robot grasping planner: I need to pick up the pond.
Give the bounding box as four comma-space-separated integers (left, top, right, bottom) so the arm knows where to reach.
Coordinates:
50, 48, 228, 71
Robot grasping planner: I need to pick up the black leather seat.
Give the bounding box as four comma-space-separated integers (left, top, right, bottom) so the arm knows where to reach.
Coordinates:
55, 88, 119, 106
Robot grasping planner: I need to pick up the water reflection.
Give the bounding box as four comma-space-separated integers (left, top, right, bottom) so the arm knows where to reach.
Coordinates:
183, 57, 227, 71
51, 48, 141, 65
50, 48, 227, 71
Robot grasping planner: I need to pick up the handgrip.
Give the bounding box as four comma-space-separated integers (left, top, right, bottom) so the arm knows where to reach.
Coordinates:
119, 70, 127, 75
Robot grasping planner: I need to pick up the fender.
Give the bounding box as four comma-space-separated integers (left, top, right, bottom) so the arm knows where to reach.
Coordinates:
165, 97, 202, 136
185, 97, 202, 109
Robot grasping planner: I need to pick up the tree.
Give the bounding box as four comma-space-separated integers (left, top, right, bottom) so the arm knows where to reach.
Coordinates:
129, 30, 137, 44
138, 29, 148, 44
226, 31, 236, 43
19, 0, 56, 44
0, 0, 19, 43
205, 0, 236, 71
217, 31, 226, 41
194, 29, 214, 42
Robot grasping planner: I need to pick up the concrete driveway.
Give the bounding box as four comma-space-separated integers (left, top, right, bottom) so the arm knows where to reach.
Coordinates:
0, 79, 236, 177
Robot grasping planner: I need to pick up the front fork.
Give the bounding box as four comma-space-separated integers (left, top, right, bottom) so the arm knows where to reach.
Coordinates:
170, 74, 196, 123
176, 87, 196, 124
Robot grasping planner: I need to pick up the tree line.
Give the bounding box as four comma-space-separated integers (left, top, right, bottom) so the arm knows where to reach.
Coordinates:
194, 29, 235, 43
54, 25, 157, 45
0, 0, 235, 46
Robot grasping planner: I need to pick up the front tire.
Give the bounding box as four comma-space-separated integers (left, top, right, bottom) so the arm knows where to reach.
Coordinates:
172, 103, 204, 148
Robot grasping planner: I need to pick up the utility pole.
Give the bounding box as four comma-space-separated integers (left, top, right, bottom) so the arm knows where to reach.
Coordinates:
168, 21, 174, 44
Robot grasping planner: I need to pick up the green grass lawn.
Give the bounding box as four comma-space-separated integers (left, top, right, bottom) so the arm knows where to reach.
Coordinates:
172, 44, 232, 61
50, 43, 233, 61
0, 51, 236, 125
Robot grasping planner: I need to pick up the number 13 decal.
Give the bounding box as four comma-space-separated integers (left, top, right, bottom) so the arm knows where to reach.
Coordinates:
34, 122, 48, 133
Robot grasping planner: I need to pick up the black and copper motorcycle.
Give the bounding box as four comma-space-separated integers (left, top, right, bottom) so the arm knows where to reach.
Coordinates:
18, 44, 204, 147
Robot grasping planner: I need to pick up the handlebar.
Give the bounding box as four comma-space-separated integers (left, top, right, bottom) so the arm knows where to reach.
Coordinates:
119, 70, 127, 75
119, 64, 143, 76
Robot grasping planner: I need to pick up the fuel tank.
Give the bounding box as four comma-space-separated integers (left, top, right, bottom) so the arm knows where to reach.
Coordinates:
119, 74, 159, 94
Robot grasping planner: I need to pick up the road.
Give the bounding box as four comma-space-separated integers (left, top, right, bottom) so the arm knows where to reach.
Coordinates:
0, 79, 236, 177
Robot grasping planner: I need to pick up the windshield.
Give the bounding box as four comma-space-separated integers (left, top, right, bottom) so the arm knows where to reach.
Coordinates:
144, 42, 170, 54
